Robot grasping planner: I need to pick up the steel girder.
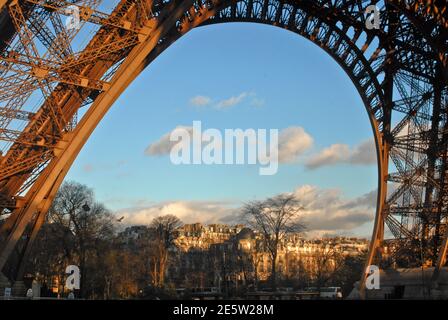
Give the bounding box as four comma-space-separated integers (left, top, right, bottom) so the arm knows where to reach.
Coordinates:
0, 0, 446, 298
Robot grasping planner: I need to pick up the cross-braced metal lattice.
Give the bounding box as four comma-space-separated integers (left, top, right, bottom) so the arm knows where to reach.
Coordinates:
0, 0, 446, 297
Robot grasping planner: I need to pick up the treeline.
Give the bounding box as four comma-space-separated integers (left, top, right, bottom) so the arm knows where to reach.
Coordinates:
23, 181, 365, 299
25, 181, 183, 299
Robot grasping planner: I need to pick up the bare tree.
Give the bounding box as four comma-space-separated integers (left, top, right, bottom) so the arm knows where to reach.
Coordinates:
149, 215, 182, 287
241, 194, 305, 291
25, 222, 76, 296
311, 246, 345, 289
47, 181, 115, 298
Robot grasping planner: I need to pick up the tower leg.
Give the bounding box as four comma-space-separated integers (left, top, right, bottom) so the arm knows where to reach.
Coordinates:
0, 272, 11, 297
432, 227, 448, 287
0, 0, 204, 279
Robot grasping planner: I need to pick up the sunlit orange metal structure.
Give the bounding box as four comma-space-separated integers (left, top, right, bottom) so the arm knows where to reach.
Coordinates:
0, 0, 446, 297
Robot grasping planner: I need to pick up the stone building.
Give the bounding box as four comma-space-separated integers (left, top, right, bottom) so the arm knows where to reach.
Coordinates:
166, 223, 369, 291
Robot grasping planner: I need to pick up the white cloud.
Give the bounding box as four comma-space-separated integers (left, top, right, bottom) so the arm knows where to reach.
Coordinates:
118, 200, 237, 226
349, 140, 377, 165
189, 92, 263, 110
145, 125, 313, 163
305, 139, 376, 169
115, 185, 377, 238
190, 95, 211, 107
144, 126, 193, 156
215, 92, 248, 109
278, 127, 314, 163
305, 144, 350, 169
291, 185, 376, 237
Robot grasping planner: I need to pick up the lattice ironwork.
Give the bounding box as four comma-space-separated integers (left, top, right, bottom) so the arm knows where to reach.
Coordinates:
0, 0, 446, 297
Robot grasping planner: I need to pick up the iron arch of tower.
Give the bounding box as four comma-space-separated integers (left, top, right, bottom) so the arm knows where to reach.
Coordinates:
0, 0, 446, 297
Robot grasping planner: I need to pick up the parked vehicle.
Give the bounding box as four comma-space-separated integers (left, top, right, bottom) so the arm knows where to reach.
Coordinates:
319, 287, 343, 299
305, 287, 343, 299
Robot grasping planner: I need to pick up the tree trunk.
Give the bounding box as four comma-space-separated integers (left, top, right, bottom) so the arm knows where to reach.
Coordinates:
79, 244, 86, 299
271, 253, 277, 292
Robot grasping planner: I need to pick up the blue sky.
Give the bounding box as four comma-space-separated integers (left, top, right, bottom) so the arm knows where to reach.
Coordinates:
66, 23, 378, 238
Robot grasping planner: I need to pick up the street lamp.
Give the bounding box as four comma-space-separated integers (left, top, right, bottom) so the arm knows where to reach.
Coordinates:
81, 202, 90, 229
82, 203, 90, 213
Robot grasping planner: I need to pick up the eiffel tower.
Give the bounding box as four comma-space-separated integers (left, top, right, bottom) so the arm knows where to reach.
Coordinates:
0, 0, 446, 298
